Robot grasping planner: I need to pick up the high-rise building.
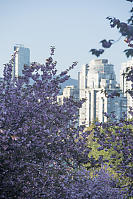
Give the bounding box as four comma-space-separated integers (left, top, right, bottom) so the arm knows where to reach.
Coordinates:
57, 85, 79, 105
79, 59, 127, 126
78, 64, 89, 125
12, 44, 30, 78
120, 59, 133, 119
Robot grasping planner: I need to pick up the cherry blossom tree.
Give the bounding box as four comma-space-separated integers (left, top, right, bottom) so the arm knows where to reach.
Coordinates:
0, 47, 125, 198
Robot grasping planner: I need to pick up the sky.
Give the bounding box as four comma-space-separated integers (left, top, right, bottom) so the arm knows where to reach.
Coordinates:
0, 0, 132, 82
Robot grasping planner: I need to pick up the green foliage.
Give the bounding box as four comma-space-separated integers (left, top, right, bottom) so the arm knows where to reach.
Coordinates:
84, 122, 132, 187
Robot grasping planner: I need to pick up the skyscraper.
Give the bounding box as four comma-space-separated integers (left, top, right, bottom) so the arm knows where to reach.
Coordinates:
120, 59, 133, 119
12, 44, 30, 78
79, 59, 127, 126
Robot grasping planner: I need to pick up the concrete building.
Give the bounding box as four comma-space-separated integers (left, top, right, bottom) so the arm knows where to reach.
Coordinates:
57, 85, 79, 105
79, 59, 127, 126
96, 89, 127, 123
12, 44, 30, 78
78, 64, 89, 125
120, 59, 133, 119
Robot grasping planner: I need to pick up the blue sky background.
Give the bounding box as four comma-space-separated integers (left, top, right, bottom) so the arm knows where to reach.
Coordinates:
0, 0, 132, 81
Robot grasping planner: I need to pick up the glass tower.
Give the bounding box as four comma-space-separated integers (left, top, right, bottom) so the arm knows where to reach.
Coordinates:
13, 44, 30, 78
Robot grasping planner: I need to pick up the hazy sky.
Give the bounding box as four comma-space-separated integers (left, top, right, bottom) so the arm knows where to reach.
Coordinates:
0, 0, 132, 81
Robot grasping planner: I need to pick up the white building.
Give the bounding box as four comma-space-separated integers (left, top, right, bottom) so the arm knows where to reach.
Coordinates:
57, 85, 79, 105
96, 89, 127, 123
78, 64, 89, 124
12, 44, 30, 78
120, 59, 133, 119
79, 59, 127, 126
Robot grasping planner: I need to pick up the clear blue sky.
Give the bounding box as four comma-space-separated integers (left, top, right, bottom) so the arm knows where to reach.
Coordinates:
0, 0, 132, 81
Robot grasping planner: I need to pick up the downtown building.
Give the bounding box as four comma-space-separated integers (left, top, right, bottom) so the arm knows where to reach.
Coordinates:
57, 85, 79, 105
79, 59, 127, 126
120, 58, 133, 119
12, 44, 30, 78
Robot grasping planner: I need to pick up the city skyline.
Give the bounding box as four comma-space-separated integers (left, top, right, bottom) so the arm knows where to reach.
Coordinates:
3, 43, 133, 125
0, 0, 132, 82
57, 57, 131, 126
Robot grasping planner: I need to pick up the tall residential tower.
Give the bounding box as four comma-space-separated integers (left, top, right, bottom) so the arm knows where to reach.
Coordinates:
120, 59, 133, 119
79, 59, 127, 126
